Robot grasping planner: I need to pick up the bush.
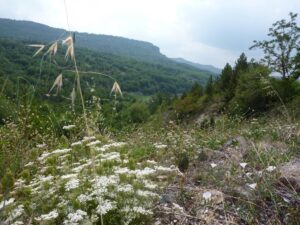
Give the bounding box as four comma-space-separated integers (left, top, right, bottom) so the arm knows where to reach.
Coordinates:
229, 66, 271, 114
128, 102, 150, 123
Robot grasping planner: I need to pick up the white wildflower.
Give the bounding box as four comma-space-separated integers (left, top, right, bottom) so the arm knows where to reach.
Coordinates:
39, 175, 54, 182
57, 199, 68, 208
246, 172, 253, 177
155, 165, 174, 172
203, 191, 212, 201
35, 210, 59, 221
61, 174, 77, 180
71, 141, 83, 147
52, 148, 72, 154
72, 164, 86, 173
96, 199, 116, 215
38, 152, 52, 161
6, 205, 24, 222
63, 125, 75, 130
132, 206, 152, 215
266, 166, 276, 172
82, 136, 96, 142
86, 140, 101, 147
153, 143, 167, 149
114, 167, 130, 174
77, 194, 92, 203
65, 178, 80, 191
0, 198, 15, 210
248, 183, 257, 190
25, 162, 34, 167
210, 163, 217, 168
134, 167, 156, 177
36, 143, 47, 148
64, 210, 87, 224
136, 190, 158, 197
117, 184, 133, 192
99, 152, 120, 161
147, 160, 157, 164
11, 221, 24, 225
95, 142, 126, 152
239, 162, 247, 168
143, 180, 157, 189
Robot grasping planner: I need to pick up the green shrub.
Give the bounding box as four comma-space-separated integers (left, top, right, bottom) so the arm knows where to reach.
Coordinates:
128, 102, 150, 123
177, 152, 189, 172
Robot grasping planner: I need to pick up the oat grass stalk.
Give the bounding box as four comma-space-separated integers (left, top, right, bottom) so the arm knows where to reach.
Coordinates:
48, 73, 63, 95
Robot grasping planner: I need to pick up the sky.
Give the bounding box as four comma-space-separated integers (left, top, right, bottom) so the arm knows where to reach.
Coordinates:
0, 0, 300, 68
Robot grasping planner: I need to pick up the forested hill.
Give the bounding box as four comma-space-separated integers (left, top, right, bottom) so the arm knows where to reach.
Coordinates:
0, 18, 165, 63
172, 58, 221, 74
0, 38, 213, 95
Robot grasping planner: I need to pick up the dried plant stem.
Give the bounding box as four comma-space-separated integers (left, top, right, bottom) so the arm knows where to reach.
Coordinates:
73, 58, 90, 135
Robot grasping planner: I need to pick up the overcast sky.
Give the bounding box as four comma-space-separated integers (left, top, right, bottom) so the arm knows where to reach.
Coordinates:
0, 0, 299, 68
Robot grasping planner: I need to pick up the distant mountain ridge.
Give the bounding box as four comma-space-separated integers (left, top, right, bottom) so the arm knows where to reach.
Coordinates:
0, 18, 166, 63
0, 18, 218, 95
172, 58, 221, 74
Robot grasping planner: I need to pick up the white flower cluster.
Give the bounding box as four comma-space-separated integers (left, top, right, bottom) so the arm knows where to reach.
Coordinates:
63, 125, 76, 130
153, 143, 168, 149
35, 210, 59, 221
96, 199, 116, 215
2, 138, 176, 224
65, 178, 80, 191
64, 209, 87, 224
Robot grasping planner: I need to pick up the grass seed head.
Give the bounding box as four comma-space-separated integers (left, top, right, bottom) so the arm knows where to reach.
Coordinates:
28, 44, 45, 57
63, 35, 74, 61
49, 73, 63, 94
111, 81, 122, 96
46, 42, 58, 56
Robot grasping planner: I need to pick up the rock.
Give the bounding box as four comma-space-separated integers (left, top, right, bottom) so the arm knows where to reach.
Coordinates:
221, 136, 251, 163
279, 158, 300, 192
160, 192, 176, 204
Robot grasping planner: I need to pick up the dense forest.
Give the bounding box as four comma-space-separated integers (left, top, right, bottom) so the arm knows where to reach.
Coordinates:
0, 12, 300, 225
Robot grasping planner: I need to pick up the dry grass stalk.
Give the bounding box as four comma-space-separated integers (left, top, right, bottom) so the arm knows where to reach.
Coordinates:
71, 87, 76, 110
28, 44, 45, 57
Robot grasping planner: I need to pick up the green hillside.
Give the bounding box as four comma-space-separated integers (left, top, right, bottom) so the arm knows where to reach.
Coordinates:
0, 38, 212, 95
0, 18, 164, 63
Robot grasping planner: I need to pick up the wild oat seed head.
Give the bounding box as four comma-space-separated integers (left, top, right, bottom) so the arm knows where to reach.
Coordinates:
63, 35, 74, 61
111, 81, 122, 96
49, 73, 63, 94
28, 44, 45, 57
46, 42, 58, 56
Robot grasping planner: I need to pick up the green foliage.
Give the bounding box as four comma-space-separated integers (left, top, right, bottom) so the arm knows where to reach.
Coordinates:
177, 152, 189, 172
250, 12, 300, 80
1, 169, 14, 194
128, 101, 150, 123
0, 38, 212, 97
205, 75, 214, 96
228, 65, 271, 114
